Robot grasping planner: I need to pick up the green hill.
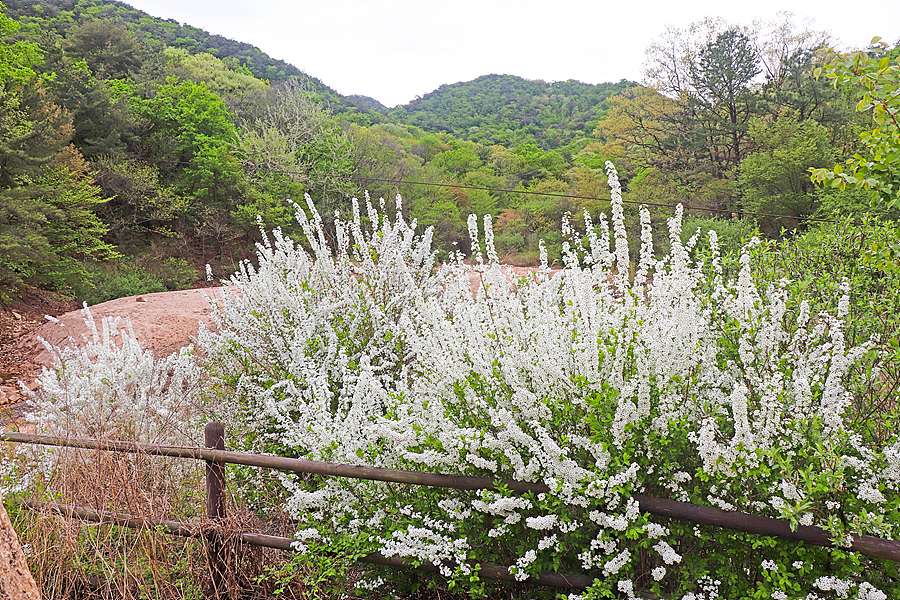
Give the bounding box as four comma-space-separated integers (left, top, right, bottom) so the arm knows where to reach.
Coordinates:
5, 2, 635, 142
4, 0, 342, 100
390, 74, 635, 149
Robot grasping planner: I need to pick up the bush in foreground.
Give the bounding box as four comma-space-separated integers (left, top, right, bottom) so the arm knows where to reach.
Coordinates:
192, 164, 899, 599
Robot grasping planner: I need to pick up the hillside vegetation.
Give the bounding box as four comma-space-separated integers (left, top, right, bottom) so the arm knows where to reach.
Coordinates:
390, 74, 633, 149
5, 0, 327, 87
1, 1, 898, 308
4, 1, 900, 598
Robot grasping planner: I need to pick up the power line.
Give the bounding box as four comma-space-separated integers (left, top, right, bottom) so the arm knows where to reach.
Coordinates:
117, 156, 854, 226
350, 176, 852, 226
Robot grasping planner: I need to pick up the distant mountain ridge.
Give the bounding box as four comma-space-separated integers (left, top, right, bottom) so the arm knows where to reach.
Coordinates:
5, 1, 634, 148
4, 0, 343, 98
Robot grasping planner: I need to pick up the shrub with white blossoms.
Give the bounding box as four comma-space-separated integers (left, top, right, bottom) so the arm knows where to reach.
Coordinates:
199, 163, 898, 598
28, 305, 206, 445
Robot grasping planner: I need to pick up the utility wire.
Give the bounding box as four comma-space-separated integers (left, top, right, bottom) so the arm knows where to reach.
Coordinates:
350, 176, 854, 226
119, 156, 857, 227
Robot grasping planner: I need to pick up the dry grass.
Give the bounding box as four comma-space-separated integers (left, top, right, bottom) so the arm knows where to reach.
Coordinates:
2, 439, 362, 600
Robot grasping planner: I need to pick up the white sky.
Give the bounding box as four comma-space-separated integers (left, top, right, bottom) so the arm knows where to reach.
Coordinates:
122, 0, 900, 108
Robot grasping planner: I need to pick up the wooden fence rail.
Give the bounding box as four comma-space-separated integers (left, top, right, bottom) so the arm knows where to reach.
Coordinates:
17, 498, 599, 592
0, 430, 549, 494
3, 423, 900, 599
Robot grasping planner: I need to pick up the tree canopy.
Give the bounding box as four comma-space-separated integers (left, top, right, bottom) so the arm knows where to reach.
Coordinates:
810, 39, 900, 207
0, 1, 896, 305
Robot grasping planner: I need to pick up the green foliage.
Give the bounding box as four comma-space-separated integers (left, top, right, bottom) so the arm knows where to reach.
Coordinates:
0, 23, 116, 304
0, 86, 70, 188
2, 0, 643, 269
62, 18, 145, 80
136, 77, 237, 164
43, 53, 135, 157
689, 28, 761, 174
236, 77, 356, 219
92, 158, 187, 239
0, 1, 41, 86
513, 143, 567, 181
739, 113, 837, 236
610, 17, 858, 220
132, 77, 250, 217
635, 22, 768, 204
2, 0, 894, 306
2, 0, 328, 88
760, 46, 847, 126
810, 39, 900, 207
0, 166, 115, 304
430, 143, 482, 175
680, 215, 758, 258
391, 74, 634, 150
163, 47, 268, 103
71, 255, 197, 305
256, 532, 375, 597
752, 216, 900, 349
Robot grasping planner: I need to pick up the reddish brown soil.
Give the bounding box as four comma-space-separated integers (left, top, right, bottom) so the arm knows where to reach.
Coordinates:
1, 291, 79, 405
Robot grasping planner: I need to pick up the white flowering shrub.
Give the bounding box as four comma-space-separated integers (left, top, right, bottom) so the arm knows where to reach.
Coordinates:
200, 165, 899, 599
28, 305, 206, 445
10, 307, 210, 597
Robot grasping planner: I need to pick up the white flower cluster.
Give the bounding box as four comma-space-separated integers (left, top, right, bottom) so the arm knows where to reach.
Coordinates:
512, 549, 537, 581
645, 522, 669, 539
618, 578, 638, 599
525, 514, 558, 530
13, 156, 895, 597
652, 540, 682, 565
602, 549, 631, 577
379, 525, 470, 578
815, 576, 853, 599
0, 457, 31, 496
353, 576, 384, 591
856, 583, 887, 600
680, 575, 721, 600
28, 304, 205, 445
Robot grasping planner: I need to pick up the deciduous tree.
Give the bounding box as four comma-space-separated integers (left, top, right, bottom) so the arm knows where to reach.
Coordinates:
739, 113, 836, 235
810, 39, 900, 207
237, 78, 355, 209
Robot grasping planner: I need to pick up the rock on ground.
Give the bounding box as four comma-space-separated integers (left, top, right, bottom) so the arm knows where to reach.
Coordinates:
30, 287, 228, 370
0, 497, 40, 600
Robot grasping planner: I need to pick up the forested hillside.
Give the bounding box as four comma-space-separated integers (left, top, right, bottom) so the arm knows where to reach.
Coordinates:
4, 0, 325, 86
390, 74, 633, 149
0, 0, 898, 309
6, 4, 900, 598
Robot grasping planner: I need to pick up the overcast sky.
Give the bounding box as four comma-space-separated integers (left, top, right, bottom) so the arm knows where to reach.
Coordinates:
122, 0, 900, 108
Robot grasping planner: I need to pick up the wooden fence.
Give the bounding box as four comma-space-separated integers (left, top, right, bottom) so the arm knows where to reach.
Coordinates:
3, 423, 900, 600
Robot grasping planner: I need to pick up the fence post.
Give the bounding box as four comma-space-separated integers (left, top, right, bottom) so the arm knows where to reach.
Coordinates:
205, 422, 226, 599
